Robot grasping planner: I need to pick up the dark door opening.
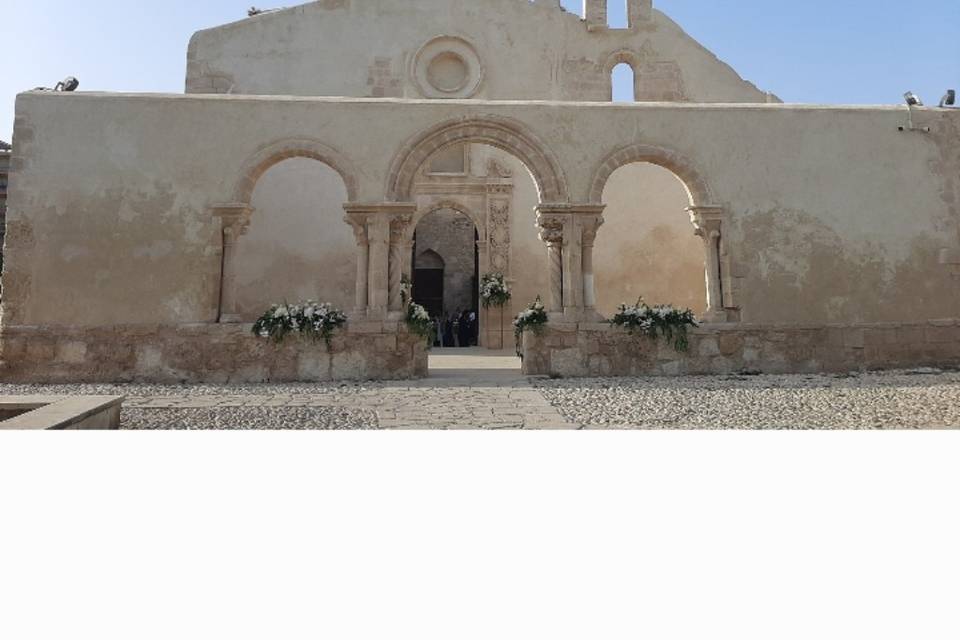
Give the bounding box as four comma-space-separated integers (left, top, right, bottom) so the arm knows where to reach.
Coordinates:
414, 268, 444, 319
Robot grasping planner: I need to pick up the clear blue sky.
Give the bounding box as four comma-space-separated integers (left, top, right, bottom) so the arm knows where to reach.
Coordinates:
3, 0, 958, 142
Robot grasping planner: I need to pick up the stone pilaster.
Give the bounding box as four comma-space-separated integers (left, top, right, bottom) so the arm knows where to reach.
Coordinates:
579, 211, 605, 314
537, 204, 605, 320
344, 203, 416, 320
344, 211, 370, 316
388, 213, 414, 313
211, 203, 253, 323
688, 205, 728, 323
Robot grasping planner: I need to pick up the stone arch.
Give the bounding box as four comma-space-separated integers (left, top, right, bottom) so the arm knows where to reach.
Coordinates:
231, 137, 359, 205
588, 143, 714, 206
387, 116, 568, 203
415, 248, 445, 270
603, 49, 642, 76
410, 199, 485, 243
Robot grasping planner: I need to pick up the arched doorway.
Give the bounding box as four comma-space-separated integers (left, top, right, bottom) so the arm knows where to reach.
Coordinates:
411, 208, 480, 348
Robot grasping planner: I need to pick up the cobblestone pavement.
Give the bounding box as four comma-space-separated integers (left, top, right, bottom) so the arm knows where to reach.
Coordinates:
534, 368, 960, 430
3, 351, 960, 430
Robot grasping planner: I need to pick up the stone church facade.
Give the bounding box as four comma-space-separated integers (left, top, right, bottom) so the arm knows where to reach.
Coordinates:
2, 0, 959, 381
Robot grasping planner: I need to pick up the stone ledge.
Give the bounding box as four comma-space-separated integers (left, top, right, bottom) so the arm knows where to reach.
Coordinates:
522, 320, 960, 377
0, 395, 124, 430
0, 323, 428, 384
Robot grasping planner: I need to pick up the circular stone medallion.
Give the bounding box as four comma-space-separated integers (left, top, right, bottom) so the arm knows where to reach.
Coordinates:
413, 36, 484, 99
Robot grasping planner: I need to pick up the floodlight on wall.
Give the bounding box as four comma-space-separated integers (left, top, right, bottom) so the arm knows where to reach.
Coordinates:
904, 91, 923, 107
54, 77, 80, 92
899, 91, 930, 133
34, 76, 80, 92
940, 90, 957, 108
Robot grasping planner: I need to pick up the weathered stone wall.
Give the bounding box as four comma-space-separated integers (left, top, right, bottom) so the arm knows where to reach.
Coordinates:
186, 0, 771, 104
0, 323, 427, 383
523, 322, 960, 377
5, 94, 959, 352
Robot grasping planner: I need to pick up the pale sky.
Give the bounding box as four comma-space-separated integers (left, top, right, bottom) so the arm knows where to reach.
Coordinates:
2, 0, 959, 142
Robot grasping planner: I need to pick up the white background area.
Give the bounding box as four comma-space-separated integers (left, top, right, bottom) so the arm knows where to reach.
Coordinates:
1, 434, 958, 640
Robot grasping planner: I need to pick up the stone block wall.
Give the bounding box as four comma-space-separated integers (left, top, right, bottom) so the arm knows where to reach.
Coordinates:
0, 323, 427, 384
522, 321, 960, 377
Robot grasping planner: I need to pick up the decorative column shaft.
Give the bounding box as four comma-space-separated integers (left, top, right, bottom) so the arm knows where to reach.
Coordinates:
367, 217, 390, 316
345, 212, 369, 316
579, 211, 605, 313
536, 212, 565, 314
688, 206, 728, 323
388, 214, 413, 313
561, 215, 583, 315
211, 204, 253, 323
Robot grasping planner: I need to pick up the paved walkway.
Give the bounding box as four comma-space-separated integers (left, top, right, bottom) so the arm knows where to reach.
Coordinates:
123, 348, 578, 429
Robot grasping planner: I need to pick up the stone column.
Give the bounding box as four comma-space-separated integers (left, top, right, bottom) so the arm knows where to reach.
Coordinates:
536, 212, 565, 314
388, 214, 413, 313
561, 214, 583, 316
211, 204, 253, 323
344, 211, 369, 316
689, 206, 728, 323
367, 217, 391, 317
579, 210, 606, 315
344, 203, 417, 321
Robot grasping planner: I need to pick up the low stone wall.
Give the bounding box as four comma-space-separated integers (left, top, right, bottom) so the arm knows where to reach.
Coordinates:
522, 321, 960, 377
0, 323, 428, 383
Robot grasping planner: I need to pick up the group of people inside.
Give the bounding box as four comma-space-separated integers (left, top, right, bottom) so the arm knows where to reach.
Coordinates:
433, 310, 479, 348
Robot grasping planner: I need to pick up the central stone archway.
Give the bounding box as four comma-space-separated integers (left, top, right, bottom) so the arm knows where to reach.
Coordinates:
386, 116, 568, 203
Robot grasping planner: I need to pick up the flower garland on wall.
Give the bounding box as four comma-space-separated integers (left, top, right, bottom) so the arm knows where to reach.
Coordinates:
513, 297, 549, 358
252, 301, 348, 349
609, 298, 698, 352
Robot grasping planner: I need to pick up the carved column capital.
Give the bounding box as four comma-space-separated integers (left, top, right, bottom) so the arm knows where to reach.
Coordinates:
343, 211, 369, 246
687, 205, 726, 238
211, 203, 254, 239
389, 213, 414, 243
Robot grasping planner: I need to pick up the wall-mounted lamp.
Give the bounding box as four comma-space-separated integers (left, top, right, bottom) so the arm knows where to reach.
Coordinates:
899, 91, 930, 133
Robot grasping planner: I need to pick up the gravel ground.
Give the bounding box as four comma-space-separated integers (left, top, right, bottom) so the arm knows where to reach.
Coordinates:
0, 381, 369, 398
5, 369, 960, 429
533, 369, 960, 430
123, 406, 379, 430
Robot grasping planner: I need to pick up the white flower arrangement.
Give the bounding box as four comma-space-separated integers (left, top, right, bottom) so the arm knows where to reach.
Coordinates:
405, 302, 434, 345
609, 298, 698, 352
400, 276, 413, 306
513, 297, 549, 357
479, 272, 512, 309
252, 300, 348, 348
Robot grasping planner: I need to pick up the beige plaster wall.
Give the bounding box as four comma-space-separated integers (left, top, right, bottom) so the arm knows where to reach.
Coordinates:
597, 162, 706, 317
186, 0, 772, 103
5, 93, 959, 329
235, 158, 354, 318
